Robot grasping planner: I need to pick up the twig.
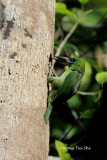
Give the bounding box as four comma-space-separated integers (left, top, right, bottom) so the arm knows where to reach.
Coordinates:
48, 156, 61, 160
77, 91, 98, 96
53, 21, 79, 67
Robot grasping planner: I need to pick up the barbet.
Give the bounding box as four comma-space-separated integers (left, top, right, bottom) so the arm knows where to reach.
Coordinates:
44, 56, 85, 124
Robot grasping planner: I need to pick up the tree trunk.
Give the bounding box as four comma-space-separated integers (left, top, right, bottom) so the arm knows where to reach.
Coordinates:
0, 0, 55, 159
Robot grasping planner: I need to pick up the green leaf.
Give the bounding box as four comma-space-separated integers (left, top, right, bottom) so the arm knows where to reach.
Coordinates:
55, 140, 71, 160
67, 94, 82, 109
84, 9, 93, 15
95, 8, 107, 13
80, 109, 96, 119
55, 3, 77, 20
62, 15, 76, 32
95, 72, 107, 84
65, 126, 81, 139
80, 11, 102, 27
54, 40, 60, 49
78, 0, 90, 5
64, 43, 80, 56
95, 90, 103, 102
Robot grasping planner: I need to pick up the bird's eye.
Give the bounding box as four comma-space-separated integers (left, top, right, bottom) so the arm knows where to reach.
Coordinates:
72, 58, 77, 62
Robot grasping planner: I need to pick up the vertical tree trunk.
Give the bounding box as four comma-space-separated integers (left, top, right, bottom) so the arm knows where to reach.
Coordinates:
0, 0, 55, 159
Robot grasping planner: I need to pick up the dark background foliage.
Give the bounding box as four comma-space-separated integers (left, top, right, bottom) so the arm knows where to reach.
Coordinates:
49, 0, 107, 159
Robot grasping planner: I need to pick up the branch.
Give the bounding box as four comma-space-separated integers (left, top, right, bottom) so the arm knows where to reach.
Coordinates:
53, 21, 79, 67
48, 156, 61, 160
77, 91, 98, 96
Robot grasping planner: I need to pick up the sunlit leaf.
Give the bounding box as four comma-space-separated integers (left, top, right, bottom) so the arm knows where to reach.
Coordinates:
56, 3, 77, 20
95, 72, 107, 84
55, 140, 71, 160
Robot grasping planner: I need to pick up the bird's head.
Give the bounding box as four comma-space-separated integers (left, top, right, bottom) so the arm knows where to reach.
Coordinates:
54, 56, 85, 74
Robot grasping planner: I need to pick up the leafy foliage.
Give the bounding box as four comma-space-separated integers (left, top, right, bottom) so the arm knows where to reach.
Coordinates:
56, 3, 77, 20
80, 108, 96, 119
49, 0, 107, 159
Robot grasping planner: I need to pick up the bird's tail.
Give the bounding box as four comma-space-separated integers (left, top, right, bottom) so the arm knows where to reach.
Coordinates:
44, 103, 53, 124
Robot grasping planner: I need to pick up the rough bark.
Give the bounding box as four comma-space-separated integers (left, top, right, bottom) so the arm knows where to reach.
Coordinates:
0, 0, 55, 159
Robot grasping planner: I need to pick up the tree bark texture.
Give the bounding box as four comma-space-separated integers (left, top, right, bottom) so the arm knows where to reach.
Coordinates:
0, 0, 55, 159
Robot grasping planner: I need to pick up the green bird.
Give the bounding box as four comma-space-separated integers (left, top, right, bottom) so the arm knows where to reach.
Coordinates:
44, 56, 85, 124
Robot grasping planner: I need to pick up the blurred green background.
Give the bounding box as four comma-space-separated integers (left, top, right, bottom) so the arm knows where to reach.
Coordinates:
49, 0, 107, 159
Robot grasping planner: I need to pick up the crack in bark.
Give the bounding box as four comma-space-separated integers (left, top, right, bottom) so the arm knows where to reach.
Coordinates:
3, 139, 7, 160
22, 43, 27, 48
3, 21, 14, 39
9, 52, 17, 59
24, 28, 32, 38
0, 1, 5, 29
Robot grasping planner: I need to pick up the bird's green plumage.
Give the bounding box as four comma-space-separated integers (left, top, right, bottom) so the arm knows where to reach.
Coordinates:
44, 57, 85, 124
69, 57, 85, 74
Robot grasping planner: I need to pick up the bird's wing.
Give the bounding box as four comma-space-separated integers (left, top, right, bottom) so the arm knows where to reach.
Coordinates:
53, 71, 80, 103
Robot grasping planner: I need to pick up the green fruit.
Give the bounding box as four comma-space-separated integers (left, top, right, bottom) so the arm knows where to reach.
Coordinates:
95, 72, 107, 85
79, 61, 92, 91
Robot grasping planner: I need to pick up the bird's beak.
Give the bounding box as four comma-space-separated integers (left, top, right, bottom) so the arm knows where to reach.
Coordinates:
54, 56, 72, 66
